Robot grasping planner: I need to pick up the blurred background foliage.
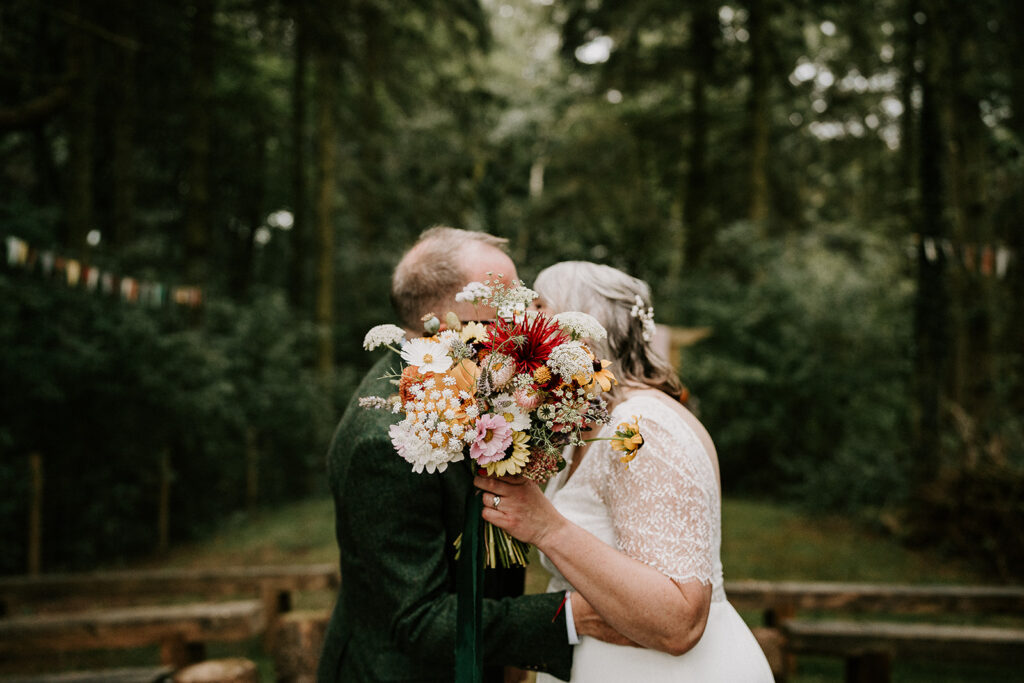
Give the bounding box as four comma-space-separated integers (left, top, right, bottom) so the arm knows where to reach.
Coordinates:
0, 0, 1021, 579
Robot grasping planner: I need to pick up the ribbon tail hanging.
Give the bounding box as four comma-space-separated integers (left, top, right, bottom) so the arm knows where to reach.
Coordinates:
454, 488, 484, 683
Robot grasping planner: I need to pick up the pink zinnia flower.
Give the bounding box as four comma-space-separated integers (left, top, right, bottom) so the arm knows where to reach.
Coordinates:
470, 414, 513, 464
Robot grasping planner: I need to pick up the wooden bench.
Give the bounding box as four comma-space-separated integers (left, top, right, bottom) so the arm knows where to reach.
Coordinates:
782, 619, 1024, 682
0, 600, 265, 669
0, 564, 338, 647
0, 666, 172, 683
0, 564, 338, 614
723, 580, 1024, 682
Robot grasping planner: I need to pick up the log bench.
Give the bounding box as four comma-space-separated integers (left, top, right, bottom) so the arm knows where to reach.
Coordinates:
723, 580, 1024, 682
0, 600, 265, 669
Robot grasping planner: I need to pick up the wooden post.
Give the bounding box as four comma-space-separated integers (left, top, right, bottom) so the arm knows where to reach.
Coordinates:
766, 603, 798, 680
245, 427, 259, 513
27, 452, 43, 576
161, 634, 206, 669
261, 584, 295, 650
273, 611, 330, 683
158, 449, 171, 554
845, 652, 891, 683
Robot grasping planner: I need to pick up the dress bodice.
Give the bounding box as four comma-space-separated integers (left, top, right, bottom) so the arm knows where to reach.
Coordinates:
541, 393, 726, 602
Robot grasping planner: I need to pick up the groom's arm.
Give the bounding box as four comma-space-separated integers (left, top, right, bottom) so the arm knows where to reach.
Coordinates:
341, 432, 574, 679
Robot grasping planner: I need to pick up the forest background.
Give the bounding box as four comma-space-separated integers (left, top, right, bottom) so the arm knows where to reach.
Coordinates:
0, 0, 1021, 581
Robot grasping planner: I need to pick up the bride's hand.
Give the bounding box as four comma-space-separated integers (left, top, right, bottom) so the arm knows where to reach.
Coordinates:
474, 474, 566, 547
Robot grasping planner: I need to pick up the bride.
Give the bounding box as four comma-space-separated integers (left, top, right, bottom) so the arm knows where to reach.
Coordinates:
474, 261, 774, 682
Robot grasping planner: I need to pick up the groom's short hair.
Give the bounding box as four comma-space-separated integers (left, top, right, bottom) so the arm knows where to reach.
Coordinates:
391, 226, 509, 331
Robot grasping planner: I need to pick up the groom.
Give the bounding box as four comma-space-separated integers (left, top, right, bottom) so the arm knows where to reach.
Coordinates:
318, 227, 587, 682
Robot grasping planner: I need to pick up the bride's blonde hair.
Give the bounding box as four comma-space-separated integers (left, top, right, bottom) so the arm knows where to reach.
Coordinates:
534, 261, 684, 402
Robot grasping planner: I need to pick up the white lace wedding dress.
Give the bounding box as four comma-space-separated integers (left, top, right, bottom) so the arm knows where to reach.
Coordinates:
537, 393, 774, 682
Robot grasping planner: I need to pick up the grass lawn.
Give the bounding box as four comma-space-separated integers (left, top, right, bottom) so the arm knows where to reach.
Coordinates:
131, 495, 1019, 682
148, 496, 986, 584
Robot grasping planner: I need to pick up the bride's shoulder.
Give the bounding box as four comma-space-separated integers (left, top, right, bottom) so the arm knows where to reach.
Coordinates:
613, 390, 686, 424
613, 390, 716, 458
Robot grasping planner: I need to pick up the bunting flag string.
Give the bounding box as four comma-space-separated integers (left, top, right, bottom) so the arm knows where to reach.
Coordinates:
4, 234, 203, 308
908, 234, 1015, 279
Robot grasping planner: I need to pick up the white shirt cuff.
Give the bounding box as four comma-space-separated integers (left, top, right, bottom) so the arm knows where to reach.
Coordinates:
563, 591, 580, 645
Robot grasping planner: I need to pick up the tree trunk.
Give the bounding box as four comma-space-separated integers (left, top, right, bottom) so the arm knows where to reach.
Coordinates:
898, 0, 920, 214
1004, 2, 1024, 417
355, 2, 383, 248
912, 0, 953, 475
945, 17, 992, 428
289, 10, 309, 314
111, 3, 138, 248
183, 0, 215, 286
233, 123, 266, 298
313, 47, 338, 378
746, 0, 771, 228
65, 0, 96, 255
683, 0, 716, 266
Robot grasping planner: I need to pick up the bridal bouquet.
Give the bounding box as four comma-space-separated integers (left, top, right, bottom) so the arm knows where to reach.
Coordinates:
361, 278, 614, 567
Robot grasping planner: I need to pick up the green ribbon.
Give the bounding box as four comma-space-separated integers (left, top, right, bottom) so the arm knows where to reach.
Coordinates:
454, 488, 484, 683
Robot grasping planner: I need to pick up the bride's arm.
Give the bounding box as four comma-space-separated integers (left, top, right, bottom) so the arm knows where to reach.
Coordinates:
476, 475, 712, 655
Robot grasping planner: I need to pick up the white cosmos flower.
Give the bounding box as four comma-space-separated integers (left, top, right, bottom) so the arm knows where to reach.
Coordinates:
400, 338, 453, 373
490, 393, 532, 431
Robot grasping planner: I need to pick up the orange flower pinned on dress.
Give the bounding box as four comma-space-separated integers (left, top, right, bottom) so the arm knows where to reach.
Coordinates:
610, 416, 644, 467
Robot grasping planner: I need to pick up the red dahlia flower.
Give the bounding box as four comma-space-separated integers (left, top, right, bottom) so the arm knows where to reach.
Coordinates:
484, 314, 569, 375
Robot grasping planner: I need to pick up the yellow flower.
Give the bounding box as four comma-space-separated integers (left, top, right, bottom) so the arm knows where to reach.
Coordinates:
582, 359, 617, 393
485, 431, 531, 477
610, 416, 644, 467
461, 321, 488, 344
533, 366, 552, 384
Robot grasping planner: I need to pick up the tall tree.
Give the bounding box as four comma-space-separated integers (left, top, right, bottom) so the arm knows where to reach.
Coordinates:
682, 0, 718, 266
288, 4, 310, 314
65, 0, 97, 255
183, 0, 215, 285
745, 0, 772, 228
110, 1, 139, 248
311, 26, 340, 377
911, 0, 952, 475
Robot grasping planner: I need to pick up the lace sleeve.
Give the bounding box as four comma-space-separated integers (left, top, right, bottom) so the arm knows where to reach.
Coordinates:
601, 401, 719, 584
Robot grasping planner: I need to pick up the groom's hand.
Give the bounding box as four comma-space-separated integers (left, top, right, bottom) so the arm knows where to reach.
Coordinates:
571, 592, 642, 647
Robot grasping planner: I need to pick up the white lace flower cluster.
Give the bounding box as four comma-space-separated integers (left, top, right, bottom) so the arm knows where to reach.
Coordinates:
553, 312, 607, 342
546, 342, 594, 383
454, 281, 492, 304
454, 278, 538, 320
630, 295, 657, 342
390, 375, 475, 473
363, 324, 406, 350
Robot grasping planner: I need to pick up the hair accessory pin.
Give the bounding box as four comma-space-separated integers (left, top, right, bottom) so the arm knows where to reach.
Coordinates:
630, 295, 656, 342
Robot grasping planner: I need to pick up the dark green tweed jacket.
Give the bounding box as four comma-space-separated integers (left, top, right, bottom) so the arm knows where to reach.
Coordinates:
317, 355, 574, 682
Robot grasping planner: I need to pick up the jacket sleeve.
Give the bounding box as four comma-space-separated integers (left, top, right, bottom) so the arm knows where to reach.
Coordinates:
335, 428, 574, 680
